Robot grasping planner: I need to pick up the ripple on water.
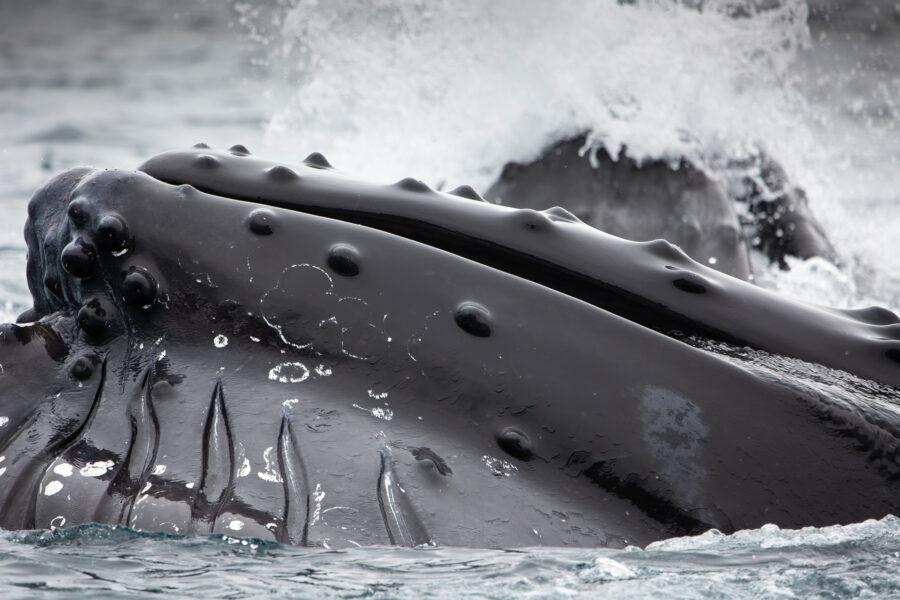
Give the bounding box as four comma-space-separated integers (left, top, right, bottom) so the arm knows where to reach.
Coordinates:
0, 518, 899, 599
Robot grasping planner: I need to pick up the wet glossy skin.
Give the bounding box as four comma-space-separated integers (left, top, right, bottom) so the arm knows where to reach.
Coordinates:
484, 136, 840, 279
485, 137, 753, 280
140, 145, 900, 389
0, 150, 899, 548
734, 152, 838, 268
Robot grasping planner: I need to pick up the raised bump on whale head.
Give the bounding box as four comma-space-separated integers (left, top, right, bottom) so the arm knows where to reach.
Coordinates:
137, 146, 900, 389
302, 152, 333, 170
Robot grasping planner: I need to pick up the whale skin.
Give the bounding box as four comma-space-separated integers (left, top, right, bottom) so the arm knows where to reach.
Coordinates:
0, 145, 899, 548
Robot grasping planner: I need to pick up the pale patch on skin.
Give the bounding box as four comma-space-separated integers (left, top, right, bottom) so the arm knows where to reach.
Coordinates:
80, 460, 114, 477
53, 463, 74, 477
269, 362, 310, 384
310, 483, 325, 526
352, 404, 393, 421
482, 455, 518, 477
228, 519, 245, 531
639, 385, 710, 509
43, 480, 63, 496
258, 446, 283, 483
236, 443, 251, 478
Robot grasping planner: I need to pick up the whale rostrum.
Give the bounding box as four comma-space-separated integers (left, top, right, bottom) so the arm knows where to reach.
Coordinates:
0, 147, 898, 548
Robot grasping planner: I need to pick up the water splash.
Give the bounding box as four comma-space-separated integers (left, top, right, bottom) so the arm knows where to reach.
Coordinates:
251, 0, 811, 188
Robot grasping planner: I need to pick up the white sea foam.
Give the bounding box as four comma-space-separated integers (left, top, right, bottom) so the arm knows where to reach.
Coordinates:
260, 0, 810, 187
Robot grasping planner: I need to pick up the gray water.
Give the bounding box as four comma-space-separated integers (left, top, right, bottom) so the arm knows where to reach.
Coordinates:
1, 0, 900, 597
3, 518, 900, 599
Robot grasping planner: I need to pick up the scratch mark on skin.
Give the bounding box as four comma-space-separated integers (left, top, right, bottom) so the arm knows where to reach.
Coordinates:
236, 443, 250, 478
406, 310, 441, 362
352, 404, 394, 421
336, 297, 375, 361
133, 481, 153, 508
260, 310, 310, 351
269, 362, 310, 384
310, 483, 325, 526
215, 356, 255, 386
258, 446, 283, 483
321, 506, 354, 515
259, 264, 335, 352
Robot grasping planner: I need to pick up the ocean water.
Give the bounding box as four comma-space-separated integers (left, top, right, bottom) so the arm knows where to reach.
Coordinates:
1, 517, 900, 599
1, 0, 899, 597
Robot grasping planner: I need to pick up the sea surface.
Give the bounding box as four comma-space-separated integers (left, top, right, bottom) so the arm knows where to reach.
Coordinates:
2, 518, 900, 599
0, 0, 899, 597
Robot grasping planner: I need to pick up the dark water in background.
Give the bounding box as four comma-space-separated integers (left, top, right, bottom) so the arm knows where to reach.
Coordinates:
1, 0, 900, 597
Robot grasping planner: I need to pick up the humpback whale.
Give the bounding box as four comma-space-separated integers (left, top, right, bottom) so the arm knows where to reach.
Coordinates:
484, 135, 838, 279
0, 145, 898, 548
